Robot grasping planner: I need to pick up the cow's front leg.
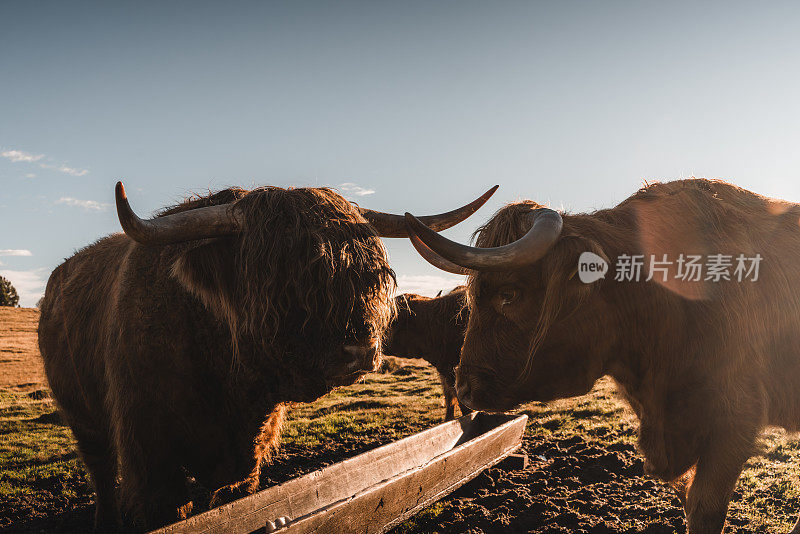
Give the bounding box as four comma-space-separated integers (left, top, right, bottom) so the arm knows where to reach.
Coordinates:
684, 432, 754, 534
436, 368, 459, 421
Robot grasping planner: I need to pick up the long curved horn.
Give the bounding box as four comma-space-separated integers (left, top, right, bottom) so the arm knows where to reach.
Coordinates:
408, 232, 471, 275
117, 181, 498, 246
115, 182, 241, 245
404, 207, 563, 271
360, 185, 498, 238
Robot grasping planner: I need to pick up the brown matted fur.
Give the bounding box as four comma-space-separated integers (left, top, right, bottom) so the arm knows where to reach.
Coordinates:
454, 179, 800, 534
38, 186, 396, 530
169, 187, 396, 357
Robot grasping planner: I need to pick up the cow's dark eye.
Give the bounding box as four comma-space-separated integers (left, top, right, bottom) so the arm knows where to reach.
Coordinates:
498, 288, 518, 305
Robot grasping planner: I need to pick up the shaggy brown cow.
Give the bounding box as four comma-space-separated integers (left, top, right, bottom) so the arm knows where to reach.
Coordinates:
405, 179, 800, 534
38, 182, 495, 530
383, 286, 472, 421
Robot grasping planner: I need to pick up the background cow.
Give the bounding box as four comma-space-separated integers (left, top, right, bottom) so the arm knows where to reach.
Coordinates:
383, 286, 472, 421
405, 179, 800, 534
38, 182, 494, 530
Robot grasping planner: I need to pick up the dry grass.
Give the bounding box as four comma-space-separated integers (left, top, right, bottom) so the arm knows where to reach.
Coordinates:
0, 308, 44, 391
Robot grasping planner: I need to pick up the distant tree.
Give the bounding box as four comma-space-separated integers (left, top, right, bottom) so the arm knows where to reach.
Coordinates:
0, 276, 19, 307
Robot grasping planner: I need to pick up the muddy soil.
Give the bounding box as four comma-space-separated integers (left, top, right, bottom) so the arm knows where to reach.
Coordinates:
391, 433, 685, 534
389, 432, 793, 534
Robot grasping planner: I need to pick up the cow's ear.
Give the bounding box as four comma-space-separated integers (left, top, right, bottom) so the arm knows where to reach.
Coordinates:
171, 240, 239, 328
544, 235, 609, 292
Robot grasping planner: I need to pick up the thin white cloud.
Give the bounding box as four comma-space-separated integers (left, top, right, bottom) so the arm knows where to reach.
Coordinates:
1, 149, 44, 163
25, 173, 36, 179
0, 268, 48, 307
1, 147, 89, 176
0, 249, 33, 257
56, 197, 110, 211
0, 249, 34, 267
58, 164, 89, 176
340, 182, 376, 197
395, 274, 466, 297
40, 163, 90, 176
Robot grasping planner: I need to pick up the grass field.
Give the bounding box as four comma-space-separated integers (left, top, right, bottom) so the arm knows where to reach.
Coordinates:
2, 307, 800, 533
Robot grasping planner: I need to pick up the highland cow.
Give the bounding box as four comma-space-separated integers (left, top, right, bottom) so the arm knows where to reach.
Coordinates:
37, 182, 495, 530
405, 179, 800, 534
383, 287, 472, 421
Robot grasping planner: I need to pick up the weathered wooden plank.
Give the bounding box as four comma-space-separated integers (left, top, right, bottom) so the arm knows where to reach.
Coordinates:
149, 412, 527, 534
283, 414, 527, 534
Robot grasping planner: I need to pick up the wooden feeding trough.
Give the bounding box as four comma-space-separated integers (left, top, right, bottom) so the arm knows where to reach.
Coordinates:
149, 412, 527, 534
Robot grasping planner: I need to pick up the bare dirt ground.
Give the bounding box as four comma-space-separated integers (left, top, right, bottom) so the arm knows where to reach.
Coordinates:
2, 308, 800, 533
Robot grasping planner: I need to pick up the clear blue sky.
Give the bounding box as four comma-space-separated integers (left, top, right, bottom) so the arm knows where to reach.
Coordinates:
2, 1, 800, 306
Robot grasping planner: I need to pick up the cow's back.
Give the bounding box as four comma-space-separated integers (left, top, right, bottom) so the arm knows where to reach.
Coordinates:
705, 181, 800, 429
622, 179, 800, 430
38, 234, 132, 429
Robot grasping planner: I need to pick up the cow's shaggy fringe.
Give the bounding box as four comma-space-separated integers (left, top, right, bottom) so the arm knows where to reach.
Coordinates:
166, 187, 397, 358
234, 187, 395, 348
469, 201, 567, 383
